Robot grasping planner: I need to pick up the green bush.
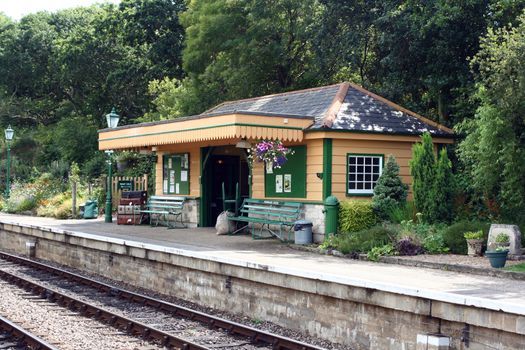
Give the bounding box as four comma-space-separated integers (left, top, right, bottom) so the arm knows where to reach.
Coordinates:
443, 221, 490, 254
463, 231, 483, 240
330, 225, 397, 254
339, 200, 376, 233
385, 201, 416, 223
372, 155, 408, 219
367, 244, 397, 261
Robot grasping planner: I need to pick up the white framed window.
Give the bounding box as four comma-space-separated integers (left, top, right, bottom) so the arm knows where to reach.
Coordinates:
347, 154, 383, 195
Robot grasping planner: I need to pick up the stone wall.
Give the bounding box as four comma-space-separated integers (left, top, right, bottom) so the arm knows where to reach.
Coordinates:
1, 223, 524, 350
303, 203, 325, 242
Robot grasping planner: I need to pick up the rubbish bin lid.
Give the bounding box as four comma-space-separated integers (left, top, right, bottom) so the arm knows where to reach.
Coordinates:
295, 219, 313, 226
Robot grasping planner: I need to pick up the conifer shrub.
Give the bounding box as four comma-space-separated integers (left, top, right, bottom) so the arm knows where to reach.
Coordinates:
372, 155, 408, 219
338, 200, 376, 233
430, 149, 454, 223
410, 132, 436, 222
410, 133, 455, 223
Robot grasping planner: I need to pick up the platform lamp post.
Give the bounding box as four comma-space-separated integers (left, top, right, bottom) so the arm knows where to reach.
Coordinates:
105, 108, 120, 223
4, 125, 14, 198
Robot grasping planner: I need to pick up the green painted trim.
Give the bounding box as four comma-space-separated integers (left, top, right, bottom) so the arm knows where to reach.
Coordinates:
322, 139, 332, 200
250, 198, 324, 205
345, 153, 385, 197
100, 123, 303, 142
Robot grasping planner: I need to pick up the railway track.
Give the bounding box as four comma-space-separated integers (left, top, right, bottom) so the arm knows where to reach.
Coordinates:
0, 251, 326, 350
0, 314, 58, 350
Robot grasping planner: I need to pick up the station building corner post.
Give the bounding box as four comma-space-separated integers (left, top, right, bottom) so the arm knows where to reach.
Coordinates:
322, 138, 338, 240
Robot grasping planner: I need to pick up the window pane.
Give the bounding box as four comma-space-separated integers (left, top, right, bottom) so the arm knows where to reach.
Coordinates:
349, 157, 356, 165
357, 174, 363, 181
365, 174, 371, 181
365, 158, 371, 165
373, 158, 380, 165
349, 174, 355, 181
357, 157, 364, 164
373, 174, 380, 181
349, 182, 356, 190
349, 165, 356, 173
357, 166, 363, 173
356, 183, 363, 189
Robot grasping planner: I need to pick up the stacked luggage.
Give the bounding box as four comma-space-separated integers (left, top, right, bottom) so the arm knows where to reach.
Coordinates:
117, 191, 147, 225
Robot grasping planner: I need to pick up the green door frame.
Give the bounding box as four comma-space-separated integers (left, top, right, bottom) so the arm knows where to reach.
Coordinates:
199, 146, 214, 227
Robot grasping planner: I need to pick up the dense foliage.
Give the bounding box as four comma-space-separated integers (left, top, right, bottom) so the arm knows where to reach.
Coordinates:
338, 200, 376, 233
457, 12, 525, 222
372, 155, 408, 219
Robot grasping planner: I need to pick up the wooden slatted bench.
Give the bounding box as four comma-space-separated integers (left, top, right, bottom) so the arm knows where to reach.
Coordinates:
228, 198, 302, 241
139, 196, 186, 229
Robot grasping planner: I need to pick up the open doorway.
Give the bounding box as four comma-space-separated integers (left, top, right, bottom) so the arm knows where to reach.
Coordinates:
200, 146, 250, 227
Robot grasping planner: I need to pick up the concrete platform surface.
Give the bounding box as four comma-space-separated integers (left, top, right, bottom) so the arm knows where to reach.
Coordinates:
1, 213, 524, 316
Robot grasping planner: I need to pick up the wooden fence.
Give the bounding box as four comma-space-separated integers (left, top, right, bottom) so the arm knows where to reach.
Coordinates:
103, 174, 149, 207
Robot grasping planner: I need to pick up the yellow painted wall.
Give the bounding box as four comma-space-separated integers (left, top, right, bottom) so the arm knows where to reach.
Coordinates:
332, 138, 416, 201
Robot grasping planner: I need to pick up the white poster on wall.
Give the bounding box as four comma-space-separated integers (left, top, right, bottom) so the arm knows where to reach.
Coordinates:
176, 183, 180, 194
266, 161, 273, 174
170, 170, 175, 183
275, 175, 283, 193
163, 180, 168, 193
180, 170, 188, 182
284, 174, 292, 192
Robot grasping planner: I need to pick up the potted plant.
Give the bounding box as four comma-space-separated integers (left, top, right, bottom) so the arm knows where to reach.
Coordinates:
464, 231, 484, 257
249, 140, 294, 169
485, 233, 510, 268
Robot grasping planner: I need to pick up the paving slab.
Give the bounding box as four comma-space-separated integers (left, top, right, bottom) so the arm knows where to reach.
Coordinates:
1, 213, 525, 316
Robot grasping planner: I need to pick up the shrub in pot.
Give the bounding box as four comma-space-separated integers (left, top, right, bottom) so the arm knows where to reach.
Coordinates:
485, 241, 509, 268
464, 230, 484, 257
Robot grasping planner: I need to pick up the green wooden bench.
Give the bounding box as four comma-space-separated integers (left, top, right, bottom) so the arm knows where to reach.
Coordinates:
228, 198, 302, 241
139, 196, 186, 229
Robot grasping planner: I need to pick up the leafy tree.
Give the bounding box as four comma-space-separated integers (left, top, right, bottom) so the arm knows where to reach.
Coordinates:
458, 11, 525, 221
372, 155, 408, 219
410, 133, 436, 222
169, 0, 323, 116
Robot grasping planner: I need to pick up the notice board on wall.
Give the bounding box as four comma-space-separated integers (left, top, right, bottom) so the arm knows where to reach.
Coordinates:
264, 146, 306, 198
163, 153, 190, 195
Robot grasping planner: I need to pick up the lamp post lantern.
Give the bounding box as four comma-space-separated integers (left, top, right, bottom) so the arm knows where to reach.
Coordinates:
105, 108, 120, 223
4, 125, 14, 198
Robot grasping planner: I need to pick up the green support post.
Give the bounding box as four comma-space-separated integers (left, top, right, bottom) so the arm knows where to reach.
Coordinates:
322, 138, 332, 199
5, 142, 10, 198
324, 196, 339, 238
105, 151, 113, 223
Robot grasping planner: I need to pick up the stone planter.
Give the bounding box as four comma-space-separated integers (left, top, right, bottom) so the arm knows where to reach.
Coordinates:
486, 250, 509, 268
466, 239, 484, 257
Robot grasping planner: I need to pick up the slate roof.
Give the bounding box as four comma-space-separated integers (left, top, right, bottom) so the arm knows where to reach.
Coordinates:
201, 83, 453, 137
203, 84, 340, 119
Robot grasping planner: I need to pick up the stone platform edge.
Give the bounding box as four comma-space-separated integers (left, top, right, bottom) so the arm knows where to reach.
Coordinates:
1, 218, 525, 322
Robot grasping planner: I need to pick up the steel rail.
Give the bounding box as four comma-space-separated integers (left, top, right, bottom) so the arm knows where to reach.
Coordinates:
0, 314, 59, 350
0, 267, 209, 350
0, 251, 325, 350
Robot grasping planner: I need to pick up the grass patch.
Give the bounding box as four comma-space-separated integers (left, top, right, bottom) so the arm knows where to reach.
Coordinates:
504, 263, 525, 272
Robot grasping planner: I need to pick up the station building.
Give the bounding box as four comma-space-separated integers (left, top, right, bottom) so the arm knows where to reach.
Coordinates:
98, 82, 454, 241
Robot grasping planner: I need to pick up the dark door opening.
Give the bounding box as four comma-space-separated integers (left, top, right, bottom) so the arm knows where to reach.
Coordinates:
200, 148, 250, 227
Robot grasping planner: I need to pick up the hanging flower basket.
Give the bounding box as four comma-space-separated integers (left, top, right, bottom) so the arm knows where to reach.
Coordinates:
248, 140, 294, 169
